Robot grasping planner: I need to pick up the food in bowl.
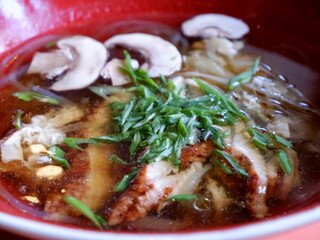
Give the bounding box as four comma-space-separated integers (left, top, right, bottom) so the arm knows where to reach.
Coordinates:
0, 13, 319, 232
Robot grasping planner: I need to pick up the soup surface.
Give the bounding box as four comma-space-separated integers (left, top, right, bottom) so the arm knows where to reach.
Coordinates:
0, 15, 320, 232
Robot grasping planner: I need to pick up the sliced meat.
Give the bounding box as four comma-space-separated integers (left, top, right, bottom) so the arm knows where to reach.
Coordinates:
181, 140, 214, 167
44, 93, 131, 216
214, 122, 268, 218
205, 177, 232, 211
108, 161, 210, 225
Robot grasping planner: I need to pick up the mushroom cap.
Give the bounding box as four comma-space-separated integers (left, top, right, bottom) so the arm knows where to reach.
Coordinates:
104, 33, 182, 77
181, 14, 249, 39
50, 36, 108, 91
27, 49, 72, 79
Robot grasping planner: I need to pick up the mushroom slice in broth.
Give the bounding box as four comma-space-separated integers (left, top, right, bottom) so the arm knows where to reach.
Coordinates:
104, 33, 182, 77
27, 36, 108, 91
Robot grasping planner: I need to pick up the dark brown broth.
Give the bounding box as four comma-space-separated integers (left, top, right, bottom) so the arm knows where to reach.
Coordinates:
0, 20, 320, 232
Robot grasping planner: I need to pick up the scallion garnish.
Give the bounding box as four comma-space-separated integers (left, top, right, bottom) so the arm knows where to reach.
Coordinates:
63, 137, 99, 150
89, 85, 123, 99
114, 168, 139, 192
247, 127, 271, 150
165, 194, 198, 201
276, 150, 292, 175
48, 146, 70, 168
93, 132, 132, 144
246, 127, 293, 174
63, 195, 108, 229
271, 133, 292, 148
228, 57, 261, 90
13, 109, 23, 129
213, 149, 249, 177
13, 91, 60, 105
108, 155, 130, 165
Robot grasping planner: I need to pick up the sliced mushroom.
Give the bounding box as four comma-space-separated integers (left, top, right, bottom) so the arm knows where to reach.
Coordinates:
27, 48, 73, 79
100, 58, 139, 86
27, 36, 108, 91
104, 33, 182, 77
181, 14, 249, 39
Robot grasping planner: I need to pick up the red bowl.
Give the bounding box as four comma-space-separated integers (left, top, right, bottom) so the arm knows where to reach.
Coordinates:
0, 0, 319, 239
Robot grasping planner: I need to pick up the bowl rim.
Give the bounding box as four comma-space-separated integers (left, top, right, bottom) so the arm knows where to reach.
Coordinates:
0, 204, 320, 240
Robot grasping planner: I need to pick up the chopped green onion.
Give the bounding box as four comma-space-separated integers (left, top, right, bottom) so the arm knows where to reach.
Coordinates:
13, 91, 59, 105
89, 85, 123, 99
64, 137, 99, 150
213, 159, 233, 175
271, 133, 292, 148
193, 78, 220, 97
228, 57, 261, 90
214, 149, 249, 177
177, 118, 188, 137
121, 100, 135, 125
114, 168, 139, 192
93, 132, 131, 144
276, 149, 292, 175
209, 126, 226, 149
63, 196, 108, 229
48, 146, 70, 168
13, 109, 23, 129
165, 194, 198, 201
247, 127, 271, 150
108, 155, 130, 165
119, 50, 139, 85
129, 132, 141, 156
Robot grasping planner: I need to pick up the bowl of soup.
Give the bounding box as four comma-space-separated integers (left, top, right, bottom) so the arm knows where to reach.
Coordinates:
0, 0, 319, 239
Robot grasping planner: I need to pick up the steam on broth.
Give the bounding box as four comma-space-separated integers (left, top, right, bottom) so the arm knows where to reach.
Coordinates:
0, 14, 320, 232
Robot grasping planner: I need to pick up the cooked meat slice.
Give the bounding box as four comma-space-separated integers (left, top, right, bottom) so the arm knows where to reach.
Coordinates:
214, 122, 268, 218
44, 94, 131, 216
181, 140, 214, 167
108, 161, 210, 225
205, 177, 232, 210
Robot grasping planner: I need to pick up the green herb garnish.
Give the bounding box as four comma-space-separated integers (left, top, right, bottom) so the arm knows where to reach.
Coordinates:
108, 155, 130, 165
63, 195, 108, 229
48, 146, 70, 168
63, 137, 99, 150
247, 127, 271, 150
246, 127, 293, 175
276, 150, 292, 175
89, 85, 123, 99
114, 168, 139, 192
228, 57, 261, 90
13, 109, 23, 129
13, 91, 59, 105
94, 132, 132, 144
271, 133, 292, 148
165, 194, 198, 201
213, 149, 249, 177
